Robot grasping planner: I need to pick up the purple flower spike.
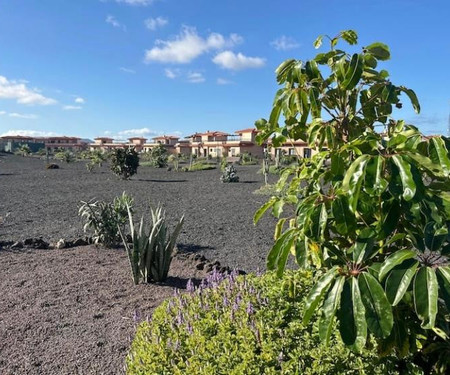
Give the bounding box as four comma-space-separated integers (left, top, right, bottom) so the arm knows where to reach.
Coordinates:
246, 302, 254, 315
133, 310, 140, 323
186, 279, 195, 293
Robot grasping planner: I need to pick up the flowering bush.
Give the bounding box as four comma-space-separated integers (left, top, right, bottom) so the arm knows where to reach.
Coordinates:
127, 270, 420, 374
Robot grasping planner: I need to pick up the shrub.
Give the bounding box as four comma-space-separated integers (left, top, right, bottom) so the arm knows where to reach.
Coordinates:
127, 270, 420, 374
221, 164, 239, 182
78, 192, 134, 247
168, 154, 179, 171
254, 30, 450, 371
119, 203, 184, 284
239, 152, 258, 165
149, 144, 168, 168
54, 150, 75, 163
189, 162, 216, 171
16, 144, 31, 157
110, 147, 139, 179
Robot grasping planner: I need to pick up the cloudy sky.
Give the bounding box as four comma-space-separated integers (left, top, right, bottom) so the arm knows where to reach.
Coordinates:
0, 0, 449, 140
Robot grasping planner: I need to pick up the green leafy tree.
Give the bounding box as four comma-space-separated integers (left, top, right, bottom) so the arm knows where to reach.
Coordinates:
168, 153, 179, 171
110, 147, 139, 179
254, 30, 450, 371
54, 150, 75, 163
149, 143, 168, 168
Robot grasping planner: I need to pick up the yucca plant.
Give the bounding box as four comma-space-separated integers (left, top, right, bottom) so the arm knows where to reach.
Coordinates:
119, 203, 184, 284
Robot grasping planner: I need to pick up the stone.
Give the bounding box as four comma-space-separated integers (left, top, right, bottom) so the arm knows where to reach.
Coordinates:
55, 239, 66, 249
195, 262, 206, 270
11, 241, 23, 249
73, 238, 88, 247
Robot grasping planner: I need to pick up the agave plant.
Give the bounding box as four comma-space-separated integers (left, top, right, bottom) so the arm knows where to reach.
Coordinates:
119, 203, 184, 284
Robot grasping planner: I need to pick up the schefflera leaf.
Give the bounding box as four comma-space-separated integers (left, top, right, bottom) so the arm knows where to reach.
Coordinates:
385, 259, 419, 306
358, 272, 393, 338
337, 278, 367, 351
319, 276, 345, 344
413, 267, 438, 329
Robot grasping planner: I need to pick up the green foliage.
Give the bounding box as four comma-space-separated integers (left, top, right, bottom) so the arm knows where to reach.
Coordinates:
240, 152, 258, 165
54, 150, 75, 163
168, 154, 179, 171
189, 161, 216, 171
119, 203, 184, 284
85, 150, 106, 173
16, 144, 31, 157
110, 147, 139, 179
78, 192, 134, 247
148, 144, 168, 168
221, 164, 239, 182
127, 270, 420, 374
254, 30, 450, 369
220, 157, 228, 171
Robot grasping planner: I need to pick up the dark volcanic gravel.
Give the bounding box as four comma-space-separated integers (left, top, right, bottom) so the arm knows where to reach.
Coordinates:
0, 246, 209, 374
1, 154, 277, 271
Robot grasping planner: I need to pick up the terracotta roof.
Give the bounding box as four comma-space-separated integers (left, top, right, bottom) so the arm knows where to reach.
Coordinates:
198, 131, 230, 136
152, 135, 179, 140
94, 137, 114, 141
0, 135, 34, 140
46, 136, 80, 140
128, 137, 148, 140
235, 128, 258, 134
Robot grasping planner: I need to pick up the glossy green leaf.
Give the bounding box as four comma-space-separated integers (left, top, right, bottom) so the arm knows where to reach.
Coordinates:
391, 155, 416, 201
254, 197, 276, 224
319, 276, 345, 344
399, 86, 420, 114
342, 154, 371, 212
267, 228, 295, 273
424, 222, 447, 251
338, 278, 367, 350
332, 195, 356, 235
414, 267, 438, 329
365, 42, 390, 61
313, 35, 323, 49
303, 266, 339, 324
341, 30, 358, 45
342, 53, 363, 90
431, 137, 450, 176
272, 199, 285, 218
385, 259, 419, 305
378, 249, 417, 280
358, 272, 393, 338
437, 267, 450, 310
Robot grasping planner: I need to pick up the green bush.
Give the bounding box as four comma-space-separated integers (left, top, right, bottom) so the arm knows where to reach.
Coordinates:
78, 192, 134, 247
54, 150, 75, 163
221, 164, 239, 182
127, 270, 420, 374
189, 162, 216, 171
110, 147, 139, 179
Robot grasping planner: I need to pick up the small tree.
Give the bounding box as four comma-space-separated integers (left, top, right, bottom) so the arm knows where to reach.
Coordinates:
254, 30, 450, 371
17, 144, 31, 157
110, 147, 139, 179
150, 144, 168, 168
168, 154, 179, 171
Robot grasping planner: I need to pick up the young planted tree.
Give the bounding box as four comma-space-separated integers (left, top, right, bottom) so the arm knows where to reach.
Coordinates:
149, 143, 168, 168
17, 144, 31, 156
254, 30, 450, 371
110, 147, 139, 179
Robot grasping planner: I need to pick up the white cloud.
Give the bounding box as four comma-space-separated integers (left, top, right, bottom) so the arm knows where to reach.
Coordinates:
270, 36, 300, 51
217, 78, 234, 85
120, 67, 136, 74
106, 15, 125, 30
63, 105, 82, 110
0, 75, 57, 105
0, 129, 59, 137
164, 68, 180, 79
115, 0, 155, 5
8, 112, 38, 119
145, 17, 168, 31
212, 51, 265, 70
74, 97, 85, 104
0, 110, 6, 115
144, 26, 243, 64
187, 72, 205, 83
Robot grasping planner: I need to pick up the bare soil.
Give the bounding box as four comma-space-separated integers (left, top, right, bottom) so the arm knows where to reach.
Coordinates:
0, 154, 279, 374
0, 246, 208, 374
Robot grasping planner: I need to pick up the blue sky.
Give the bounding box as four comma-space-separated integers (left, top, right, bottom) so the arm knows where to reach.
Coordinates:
0, 0, 449, 140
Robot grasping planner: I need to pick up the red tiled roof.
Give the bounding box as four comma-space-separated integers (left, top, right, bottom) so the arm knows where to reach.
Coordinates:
128, 137, 148, 140
235, 128, 258, 134
198, 131, 229, 136
0, 135, 34, 140
152, 135, 179, 140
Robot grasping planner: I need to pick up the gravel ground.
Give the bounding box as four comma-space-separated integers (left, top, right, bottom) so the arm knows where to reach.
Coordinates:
0, 154, 278, 272
0, 246, 209, 374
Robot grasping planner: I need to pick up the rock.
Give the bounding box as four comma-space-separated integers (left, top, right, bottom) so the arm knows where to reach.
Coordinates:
205, 264, 214, 273
11, 241, 23, 249
55, 239, 66, 249
24, 238, 49, 249
73, 238, 88, 247
196, 262, 206, 270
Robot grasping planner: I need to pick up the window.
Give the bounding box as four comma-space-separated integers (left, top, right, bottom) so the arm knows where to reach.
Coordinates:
289, 148, 295, 155
303, 148, 311, 158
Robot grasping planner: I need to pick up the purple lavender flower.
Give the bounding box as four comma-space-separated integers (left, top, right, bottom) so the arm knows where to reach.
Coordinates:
173, 288, 180, 297
186, 278, 195, 293
223, 295, 229, 307
133, 310, 140, 323
176, 311, 184, 326
186, 322, 193, 334
246, 302, 254, 315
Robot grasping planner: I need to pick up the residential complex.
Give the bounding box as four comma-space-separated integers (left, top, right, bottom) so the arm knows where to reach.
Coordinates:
1, 128, 315, 159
